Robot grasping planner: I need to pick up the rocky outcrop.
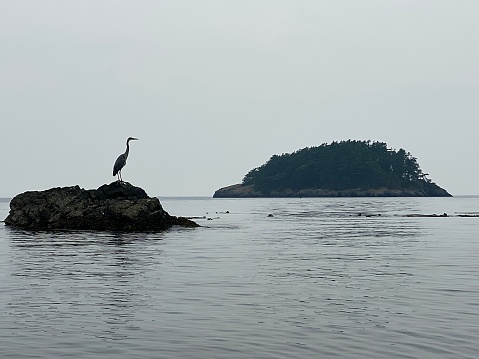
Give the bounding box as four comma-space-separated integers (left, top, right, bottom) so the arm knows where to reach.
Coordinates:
213, 184, 262, 198
5, 182, 198, 231
213, 183, 452, 198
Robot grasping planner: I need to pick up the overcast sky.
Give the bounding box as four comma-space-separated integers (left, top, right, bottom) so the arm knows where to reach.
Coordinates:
1, 1, 478, 197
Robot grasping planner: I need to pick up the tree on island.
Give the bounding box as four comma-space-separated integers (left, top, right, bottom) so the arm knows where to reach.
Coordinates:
241, 140, 443, 195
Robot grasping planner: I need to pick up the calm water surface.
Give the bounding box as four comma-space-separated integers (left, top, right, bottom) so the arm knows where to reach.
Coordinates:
0, 196, 478, 358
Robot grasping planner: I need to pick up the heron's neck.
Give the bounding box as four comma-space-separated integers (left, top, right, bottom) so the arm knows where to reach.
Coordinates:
124, 141, 130, 158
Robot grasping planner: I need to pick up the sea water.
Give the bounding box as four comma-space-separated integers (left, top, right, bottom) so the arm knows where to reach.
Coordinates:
0, 196, 478, 358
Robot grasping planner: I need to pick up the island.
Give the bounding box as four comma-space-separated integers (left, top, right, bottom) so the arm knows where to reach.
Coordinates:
5, 182, 199, 231
214, 140, 451, 198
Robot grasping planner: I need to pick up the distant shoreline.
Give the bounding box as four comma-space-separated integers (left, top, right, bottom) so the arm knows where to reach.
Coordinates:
213, 183, 452, 198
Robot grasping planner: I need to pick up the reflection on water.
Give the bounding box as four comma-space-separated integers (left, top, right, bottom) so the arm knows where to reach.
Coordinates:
3, 230, 169, 350
1, 197, 479, 358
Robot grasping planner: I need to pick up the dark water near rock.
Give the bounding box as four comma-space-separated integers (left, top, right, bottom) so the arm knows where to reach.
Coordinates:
1, 197, 478, 358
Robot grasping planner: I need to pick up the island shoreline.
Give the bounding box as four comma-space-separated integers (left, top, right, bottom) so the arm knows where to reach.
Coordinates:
213, 183, 452, 198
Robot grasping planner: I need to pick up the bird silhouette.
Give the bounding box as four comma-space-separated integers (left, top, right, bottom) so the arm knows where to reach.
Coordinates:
113, 137, 138, 183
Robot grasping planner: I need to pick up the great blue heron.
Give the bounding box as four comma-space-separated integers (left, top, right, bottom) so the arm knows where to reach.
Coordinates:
113, 137, 139, 182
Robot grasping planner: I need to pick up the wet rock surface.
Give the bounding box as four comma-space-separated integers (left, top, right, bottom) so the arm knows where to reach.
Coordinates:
5, 182, 198, 231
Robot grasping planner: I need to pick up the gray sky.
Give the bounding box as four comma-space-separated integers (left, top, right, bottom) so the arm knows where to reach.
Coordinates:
1, 1, 478, 197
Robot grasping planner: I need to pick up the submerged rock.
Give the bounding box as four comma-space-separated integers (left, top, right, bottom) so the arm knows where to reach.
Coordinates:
5, 182, 198, 231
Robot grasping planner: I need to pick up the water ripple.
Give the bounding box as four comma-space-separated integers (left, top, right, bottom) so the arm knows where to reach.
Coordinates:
1, 197, 479, 358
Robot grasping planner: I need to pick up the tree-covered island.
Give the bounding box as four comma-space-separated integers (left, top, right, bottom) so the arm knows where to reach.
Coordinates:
214, 140, 451, 197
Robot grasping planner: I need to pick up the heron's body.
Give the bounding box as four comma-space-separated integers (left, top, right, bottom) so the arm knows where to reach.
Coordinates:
113, 137, 138, 182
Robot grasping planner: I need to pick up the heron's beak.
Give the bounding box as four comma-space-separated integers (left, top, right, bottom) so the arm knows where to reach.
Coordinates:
132, 137, 139, 140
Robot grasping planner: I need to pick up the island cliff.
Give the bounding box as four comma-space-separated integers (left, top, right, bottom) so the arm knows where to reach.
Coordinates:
214, 140, 451, 198
5, 182, 198, 231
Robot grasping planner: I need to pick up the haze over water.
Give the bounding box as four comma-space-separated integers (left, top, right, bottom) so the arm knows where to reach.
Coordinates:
0, 196, 478, 358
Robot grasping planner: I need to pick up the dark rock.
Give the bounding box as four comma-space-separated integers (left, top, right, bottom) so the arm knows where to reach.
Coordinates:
92, 182, 148, 200
4, 182, 199, 231
405, 213, 450, 218
213, 184, 262, 198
